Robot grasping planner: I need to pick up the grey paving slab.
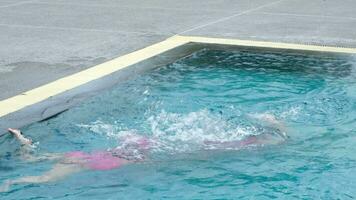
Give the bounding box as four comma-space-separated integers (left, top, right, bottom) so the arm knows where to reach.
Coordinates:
184, 12, 356, 48
0, 27, 167, 100
0, 2, 234, 34
258, 0, 356, 18
0, 0, 32, 7
37, 0, 272, 12
0, 1, 13, 6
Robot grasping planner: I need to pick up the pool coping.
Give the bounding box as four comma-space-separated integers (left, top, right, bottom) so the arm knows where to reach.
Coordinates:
1, 35, 356, 133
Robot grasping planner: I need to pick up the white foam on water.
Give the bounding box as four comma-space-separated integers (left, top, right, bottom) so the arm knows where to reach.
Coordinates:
145, 109, 260, 152
148, 109, 251, 142
77, 110, 268, 153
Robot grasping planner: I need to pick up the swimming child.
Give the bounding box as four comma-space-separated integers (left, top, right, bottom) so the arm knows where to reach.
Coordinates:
0, 113, 287, 192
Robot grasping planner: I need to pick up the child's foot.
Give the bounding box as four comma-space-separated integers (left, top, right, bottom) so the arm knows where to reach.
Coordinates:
8, 128, 32, 145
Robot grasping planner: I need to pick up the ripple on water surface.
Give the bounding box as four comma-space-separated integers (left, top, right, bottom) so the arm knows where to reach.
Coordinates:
1, 49, 356, 199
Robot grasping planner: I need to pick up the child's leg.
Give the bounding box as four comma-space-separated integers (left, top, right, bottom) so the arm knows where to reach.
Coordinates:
1, 129, 83, 192
0, 163, 83, 192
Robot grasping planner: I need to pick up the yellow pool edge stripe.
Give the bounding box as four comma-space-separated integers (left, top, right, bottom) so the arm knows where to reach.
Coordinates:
0, 35, 189, 117
179, 35, 356, 54
1, 35, 356, 118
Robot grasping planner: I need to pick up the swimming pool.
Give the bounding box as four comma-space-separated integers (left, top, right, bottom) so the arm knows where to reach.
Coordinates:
1, 48, 356, 199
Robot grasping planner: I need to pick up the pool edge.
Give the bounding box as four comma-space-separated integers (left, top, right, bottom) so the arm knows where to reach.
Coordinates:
1, 35, 356, 121
0, 35, 189, 118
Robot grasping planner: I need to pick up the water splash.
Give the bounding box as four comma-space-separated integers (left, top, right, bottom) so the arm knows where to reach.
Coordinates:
78, 110, 280, 153
147, 109, 251, 143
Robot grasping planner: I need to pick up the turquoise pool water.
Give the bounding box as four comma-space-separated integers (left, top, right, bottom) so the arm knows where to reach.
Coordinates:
1, 48, 356, 199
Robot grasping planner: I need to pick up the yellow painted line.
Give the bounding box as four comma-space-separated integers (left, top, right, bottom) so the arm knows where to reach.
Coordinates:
0, 36, 189, 117
1, 35, 356, 118
177, 35, 356, 54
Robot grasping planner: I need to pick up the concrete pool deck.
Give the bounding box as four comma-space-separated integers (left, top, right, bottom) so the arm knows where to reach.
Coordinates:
1, 0, 356, 131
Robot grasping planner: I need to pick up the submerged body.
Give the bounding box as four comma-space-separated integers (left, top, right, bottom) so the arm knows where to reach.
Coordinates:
0, 113, 287, 192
